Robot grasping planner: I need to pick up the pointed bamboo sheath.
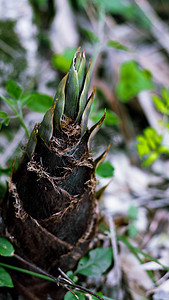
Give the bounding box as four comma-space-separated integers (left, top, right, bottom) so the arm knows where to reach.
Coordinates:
1, 49, 107, 298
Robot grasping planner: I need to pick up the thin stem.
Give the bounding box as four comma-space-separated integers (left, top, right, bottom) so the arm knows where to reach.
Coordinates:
18, 115, 30, 137
1, 256, 104, 300
107, 214, 121, 299
14, 254, 57, 282
58, 267, 75, 284
5, 102, 18, 116
0, 262, 56, 283
58, 278, 104, 300
16, 100, 30, 138
0, 94, 30, 137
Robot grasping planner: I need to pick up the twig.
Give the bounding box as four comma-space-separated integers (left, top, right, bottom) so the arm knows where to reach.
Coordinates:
57, 277, 104, 300
14, 254, 104, 300
140, 210, 169, 249
107, 213, 122, 299
157, 271, 169, 286
58, 267, 75, 284
146, 271, 169, 297
14, 254, 58, 283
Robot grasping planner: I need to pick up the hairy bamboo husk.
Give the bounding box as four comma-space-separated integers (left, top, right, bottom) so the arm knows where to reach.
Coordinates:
1, 49, 106, 299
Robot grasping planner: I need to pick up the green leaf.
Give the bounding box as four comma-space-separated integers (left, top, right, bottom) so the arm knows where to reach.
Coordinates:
128, 223, 138, 238
118, 235, 169, 273
158, 145, 169, 155
0, 96, 17, 109
93, 0, 133, 16
93, 0, 151, 29
66, 270, 78, 283
117, 235, 157, 283
161, 87, 169, 106
147, 128, 162, 146
143, 152, 159, 167
52, 48, 76, 73
4, 117, 10, 126
136, 138, 150, 157
137, 127, 162, 158
116, 60, 154, 102
0, 237, 14, 257
21, 93, 53, 113
80, 27, 99, 43
6, 79, 22, 100
75, 247, 113, 276
152, 94, 169, 115
64, 291, 85, 300
127, 205, 138, 220
107, 40, 129, 51
91, 109, 119, 126
143, 127, 161, 150
0, 267, 14, 287
152, 89, 169, 115
96, 161, 114, 178
137, 127, 163, 166
0, 112, 8, 118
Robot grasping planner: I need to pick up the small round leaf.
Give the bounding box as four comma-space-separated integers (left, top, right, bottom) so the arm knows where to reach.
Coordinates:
75, 247, 113, 276
0, 112, 8, 118
0, 267, 14, 287
96, 161, 114, 178
0, 237, 14, 257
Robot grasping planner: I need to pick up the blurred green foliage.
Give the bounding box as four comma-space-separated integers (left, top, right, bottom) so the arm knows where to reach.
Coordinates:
29, 0, 56, 29
0, 238, 14, 287
116, 60, 154, 102
1, 1, 169, 298
0, 267, 14, 288
0, 79, 53, 134
90, 108, 119, 126
137, 127, 169, 166
64, 292, 85, 300
127, 205, 139, 238
0, 237, 14, 257
0, 20, 27, 87
52, 48, 76, 73
96, 161, 114, 178
152, 88, 169, 115
70, 0, 151, 29
21, 93, 53, 113
75, 247, 113, 276
136, 88, 169, 167
6, 79, 23, 100
107, 40, 129, 51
